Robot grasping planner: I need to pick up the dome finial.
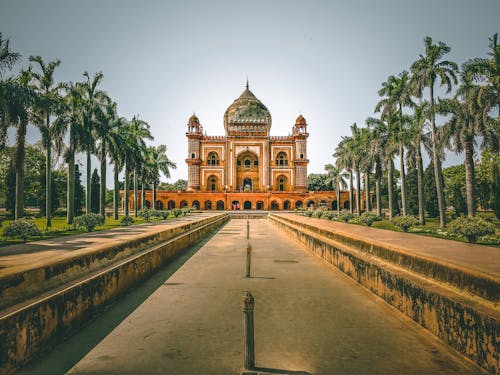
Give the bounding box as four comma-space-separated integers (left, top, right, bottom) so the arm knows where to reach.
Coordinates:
246, 76, 249, 90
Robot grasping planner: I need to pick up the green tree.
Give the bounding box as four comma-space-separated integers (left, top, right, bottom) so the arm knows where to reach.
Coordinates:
424, 163, 439, 218
307, 173, 332, 191
410, 36, 458, 227
29, 56, 64, 227
90, 168, 100, 213
442, 165, 467, 215
334, 137, 354, 213
74, 164, 85, 216
324, 163, 348, 214
144, 145, 176, 210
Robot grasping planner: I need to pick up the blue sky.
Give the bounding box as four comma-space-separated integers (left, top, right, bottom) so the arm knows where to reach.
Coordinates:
1, 0, 498, 185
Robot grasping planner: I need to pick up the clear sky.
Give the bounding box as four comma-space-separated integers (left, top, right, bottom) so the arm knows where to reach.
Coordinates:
1, 0, 499, 186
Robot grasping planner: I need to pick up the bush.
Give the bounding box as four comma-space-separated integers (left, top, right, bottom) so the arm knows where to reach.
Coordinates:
320, 211, 336, 220
311, 209, 324, 218
120, 215, 134, 226
338, 211, 355, 223
74, 213, 105, 232
392, 215, 418, 232
139, 208, 152, 222
3, 220, 41, 242
303, 210, 313, 217
448, 216, 496, 244
359, 212, 381, 227
171, 208, 183, 218
182, 207, 192, 216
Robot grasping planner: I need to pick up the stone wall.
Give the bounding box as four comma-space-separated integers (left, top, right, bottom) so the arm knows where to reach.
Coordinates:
269, 214, 499, 374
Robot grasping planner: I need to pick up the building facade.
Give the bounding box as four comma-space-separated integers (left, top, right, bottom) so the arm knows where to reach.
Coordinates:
127, 84, 358, 211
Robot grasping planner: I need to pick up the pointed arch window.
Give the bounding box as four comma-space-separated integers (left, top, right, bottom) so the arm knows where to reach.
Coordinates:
207, 152, 220, 166
276, 152, 288, 166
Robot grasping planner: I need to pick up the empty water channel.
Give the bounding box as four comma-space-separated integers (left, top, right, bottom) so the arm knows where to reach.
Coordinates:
10, 215, 489, 374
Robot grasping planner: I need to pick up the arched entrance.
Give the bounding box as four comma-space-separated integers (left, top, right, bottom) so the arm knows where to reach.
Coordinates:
276, 175, 288, 191
236, 151, 259, 191
295, 201, 303, 209
270, 201, 279, 210
283, 200, 290, 210
256, 201, 264, 210
192, 200, 200, 210
168, 200, 175, 209
344, 200, 350, 210
216, 200, 225, 210
307, 200, 315, 208
204, 200, 212, 210
180, 200, 188, 208
331, 201, 338, 210
206, 175, 220, 192
156, 200, 163, 210
243, 201, 252, 210
242, 178, 252, 192
232, 200, 240, 210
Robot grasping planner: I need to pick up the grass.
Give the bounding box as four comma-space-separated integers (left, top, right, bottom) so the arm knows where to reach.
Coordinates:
0, 215, 155, 248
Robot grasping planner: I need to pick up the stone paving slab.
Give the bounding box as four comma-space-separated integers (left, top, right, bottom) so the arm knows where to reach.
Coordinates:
278, 213, 500, 278
67, 219, 484, 375
0, 213, 219, 277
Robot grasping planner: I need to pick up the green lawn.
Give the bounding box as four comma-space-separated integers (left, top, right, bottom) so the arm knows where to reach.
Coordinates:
0, 215, 152, 248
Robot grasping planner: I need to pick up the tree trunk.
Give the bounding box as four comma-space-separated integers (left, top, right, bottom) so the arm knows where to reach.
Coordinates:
399, 142, 407, 216
416, 142, 425, 225
153, 181, 157, 211
464, 139, 476, 217
67, 150, 75, 224
100, 142, 106, 219
124, 165, 130, 217
430, 83, 446, 228
141, 178, 146, 210
387, 159, 394, 220
375, 175, 381, 217
113, 166, 119, 220
134, 169, 138, 217
45, 141, 52, 227
364, 171, 370, 212
86, 149, 91, 214
336, 185, 341, 215
14, 119, 27, 220
355, 168, 361, 216
349, 169, 353, 213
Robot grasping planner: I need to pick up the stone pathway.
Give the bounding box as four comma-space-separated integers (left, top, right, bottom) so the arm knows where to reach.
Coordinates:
67, 219, 483, 375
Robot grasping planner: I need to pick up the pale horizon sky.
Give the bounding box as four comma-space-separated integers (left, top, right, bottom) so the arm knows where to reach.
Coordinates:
1, 0, 499, 187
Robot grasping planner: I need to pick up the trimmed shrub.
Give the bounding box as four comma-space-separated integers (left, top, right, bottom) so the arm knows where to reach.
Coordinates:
311, 209, 324, 218
3, 220, 40, 242
320, 211, 336, 220
120, 215, 134, 226
392, 215, 418, 232
338, 211, 355, 223
359, 212, 381, 227
303, 210, 313, 217
448, 216, 495, 244
171, 208, 183, 218
74, 213, 105, 232
182, 207, 192, 216
139, 208, 152, 222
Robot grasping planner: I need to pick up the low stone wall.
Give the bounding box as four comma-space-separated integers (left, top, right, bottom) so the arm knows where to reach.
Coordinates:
269, 213, 499, 374
0, 214, 228, 375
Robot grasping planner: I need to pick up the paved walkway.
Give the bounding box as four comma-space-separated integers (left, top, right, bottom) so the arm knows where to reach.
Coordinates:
278, 213, 500, 278
0, 213, 219, 276
67, 219, 483, 375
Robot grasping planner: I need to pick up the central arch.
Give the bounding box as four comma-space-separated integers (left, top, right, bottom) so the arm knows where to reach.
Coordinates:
243, 201, 252, 210
236, 151, 259, 191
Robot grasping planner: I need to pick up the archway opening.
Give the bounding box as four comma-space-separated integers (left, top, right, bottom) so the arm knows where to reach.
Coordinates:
156, 200, 164, 210
295, 201, 303, 209
270, 201, 279, 210
180, 200, 188, 208
256, 201, 264, 210
232, 200, 240, 210
344, 200, 350, 210
145, 200, 151, 208
244, 201, 252, 210
283, 200, 290, 210
216, 200, 225, 210
192, 200, 200, 210
331, 201, 338, 210
204, 200, 212, 210
168, 200, 175, 210
307, 200, 315, 208
242, 177, 252, 192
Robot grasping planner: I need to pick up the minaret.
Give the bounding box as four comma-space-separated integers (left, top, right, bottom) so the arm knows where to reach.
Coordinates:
293, 115, 309, 191
186, 114, 202, 191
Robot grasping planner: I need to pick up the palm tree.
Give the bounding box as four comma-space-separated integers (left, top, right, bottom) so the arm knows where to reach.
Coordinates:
461, 33, 499, 123
410, 36, 458, 227
0, 33, 21, 75
29, 56, 63, 227
145, 145, 176, 211
334, 137, 354, 213
325, 163, 348, 214
108, 117, 126, 219
406, 101, 430, 224
365, 118, 385, 217
80, 71, 107, 215
376, 71, 414, 216
439, 84, 497, 217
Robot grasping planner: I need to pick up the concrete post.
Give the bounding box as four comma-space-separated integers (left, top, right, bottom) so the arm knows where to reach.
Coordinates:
241, 291, 255, 370
245, 243, 252, 278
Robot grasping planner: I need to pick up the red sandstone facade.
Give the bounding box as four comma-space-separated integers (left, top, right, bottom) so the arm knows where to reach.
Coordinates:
126, 84, 363, 211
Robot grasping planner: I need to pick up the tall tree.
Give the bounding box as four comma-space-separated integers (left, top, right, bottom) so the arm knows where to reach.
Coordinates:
29, 56, 63, 227
144, 144, 176, 211
325, 163, 348, 214
334, 137, 354, 213
410, 36, 458, 227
